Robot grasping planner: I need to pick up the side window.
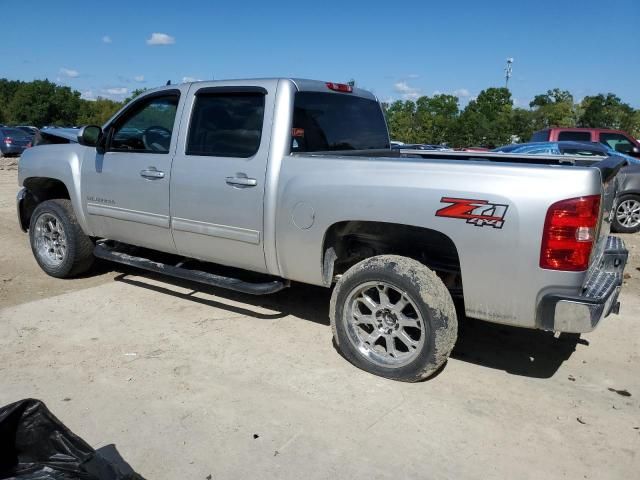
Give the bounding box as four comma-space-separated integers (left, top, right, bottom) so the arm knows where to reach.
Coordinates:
557, 131, 591, 142
600, 133, 634, 154
186, 92, 265, 158
110, 95, 179, 153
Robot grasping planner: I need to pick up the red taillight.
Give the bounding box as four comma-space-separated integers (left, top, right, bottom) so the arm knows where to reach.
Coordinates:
540, 195, 601, 271
4, 137, 13, 145
326, 82, 353, 93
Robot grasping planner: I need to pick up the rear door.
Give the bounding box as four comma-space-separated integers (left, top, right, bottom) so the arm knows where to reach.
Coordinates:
170, 81, 276, 273
82, 89, 184, 253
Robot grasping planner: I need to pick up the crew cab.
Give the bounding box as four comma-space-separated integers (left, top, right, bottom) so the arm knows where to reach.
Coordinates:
16, 78, 629, 381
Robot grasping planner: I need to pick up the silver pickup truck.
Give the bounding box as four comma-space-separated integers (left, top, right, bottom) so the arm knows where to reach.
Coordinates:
17, 78, 629, 382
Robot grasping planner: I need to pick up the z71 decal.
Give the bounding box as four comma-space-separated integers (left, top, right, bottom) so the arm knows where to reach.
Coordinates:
436, 197, 509, 229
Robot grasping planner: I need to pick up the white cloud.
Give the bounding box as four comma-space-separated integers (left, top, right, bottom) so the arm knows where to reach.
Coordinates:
81, 90, 96, 100
394, 81, 421, 100
102, 35, 112, 44
104, 87, 128, 95
453, 88, 471, 98
182, 76, 202, 83
408, 74, 420, 79
146, 33, 175, 45
134, 75, 145, 82
59, 67, 79, 78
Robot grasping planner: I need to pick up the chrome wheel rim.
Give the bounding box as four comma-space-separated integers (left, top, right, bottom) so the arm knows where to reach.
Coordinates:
616, 199, 640, 229
34, 212, 67, 267
344, 281, 427, 368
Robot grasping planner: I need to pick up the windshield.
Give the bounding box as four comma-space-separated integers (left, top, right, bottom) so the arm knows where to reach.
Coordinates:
291, 92, 389, 152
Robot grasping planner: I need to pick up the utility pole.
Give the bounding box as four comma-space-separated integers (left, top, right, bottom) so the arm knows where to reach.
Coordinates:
505, 58, 514, 89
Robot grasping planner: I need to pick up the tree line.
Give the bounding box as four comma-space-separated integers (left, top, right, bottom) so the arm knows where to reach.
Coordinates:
383, 87, 640, 147
1, 78, 638, 148
0, 79, 144, 128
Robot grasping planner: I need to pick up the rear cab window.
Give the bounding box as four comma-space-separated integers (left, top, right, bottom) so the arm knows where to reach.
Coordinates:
291, 92, 389, 152
530, 130, 549, 142
557, 131, 592, 142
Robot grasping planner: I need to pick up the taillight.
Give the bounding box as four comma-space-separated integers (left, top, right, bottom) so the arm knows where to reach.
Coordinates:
326, 82, 353, 93
4, 137, 12, 145
540, 195, 601, 271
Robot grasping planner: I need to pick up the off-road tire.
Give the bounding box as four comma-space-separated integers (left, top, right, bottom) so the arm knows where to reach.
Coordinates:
29, 199, 94, 278
330, 255, 458, 382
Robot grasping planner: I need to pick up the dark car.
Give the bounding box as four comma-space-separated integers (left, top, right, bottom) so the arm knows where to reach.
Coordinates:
0, 127, 32, 157
494, 141, 640, 233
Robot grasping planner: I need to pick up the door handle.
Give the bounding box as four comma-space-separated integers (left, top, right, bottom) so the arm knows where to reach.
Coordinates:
140, 167, 165, 179
225, 176, 257, 187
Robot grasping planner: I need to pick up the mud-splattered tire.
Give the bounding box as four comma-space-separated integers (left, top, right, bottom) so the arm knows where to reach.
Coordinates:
29, 199, 94, 278
330, 255, 457, 382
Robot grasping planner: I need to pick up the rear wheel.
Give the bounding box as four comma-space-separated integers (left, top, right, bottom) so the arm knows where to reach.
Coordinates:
29, 199, 94, 278
612, 194, 640, 234
330, 255, 458, 382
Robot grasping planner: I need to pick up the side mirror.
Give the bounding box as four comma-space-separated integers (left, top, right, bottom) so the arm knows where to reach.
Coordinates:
77, 125, 102, 147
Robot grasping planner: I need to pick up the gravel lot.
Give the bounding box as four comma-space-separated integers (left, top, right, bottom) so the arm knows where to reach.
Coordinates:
1, 166, 639, 479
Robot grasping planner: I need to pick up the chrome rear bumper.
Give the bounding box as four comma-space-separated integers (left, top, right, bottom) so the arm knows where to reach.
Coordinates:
537, 236, 628, 333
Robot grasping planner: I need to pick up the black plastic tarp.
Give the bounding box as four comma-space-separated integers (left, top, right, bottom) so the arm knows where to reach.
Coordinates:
0, 399, 143, 480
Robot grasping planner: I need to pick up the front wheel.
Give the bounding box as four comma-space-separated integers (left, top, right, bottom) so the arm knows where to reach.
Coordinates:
330, 255, 458, 382
29, 199, 95, 278
612, 194, 640, 234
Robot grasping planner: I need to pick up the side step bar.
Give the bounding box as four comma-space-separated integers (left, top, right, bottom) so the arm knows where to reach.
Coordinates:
94, 243, 289, 295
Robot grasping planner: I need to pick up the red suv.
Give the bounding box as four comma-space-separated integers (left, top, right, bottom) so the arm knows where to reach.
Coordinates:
531, 128, 640, 158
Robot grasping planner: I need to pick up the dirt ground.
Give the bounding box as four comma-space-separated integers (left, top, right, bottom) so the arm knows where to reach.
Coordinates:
1, 165, 639, 479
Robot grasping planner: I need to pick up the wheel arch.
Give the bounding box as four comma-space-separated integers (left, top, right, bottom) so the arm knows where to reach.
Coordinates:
18, 177, 72, 231
321, 220, 464, 302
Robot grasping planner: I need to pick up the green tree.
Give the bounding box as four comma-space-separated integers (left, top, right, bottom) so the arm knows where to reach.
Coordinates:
6, 80, 81, 126
454, 87, 513, 147
415, 94, 459, 145
384, 100, 418, 143
578, 93, 635, 130
510, 108, 537, 143
529, 88, 577, 128
77, 97, 122, 125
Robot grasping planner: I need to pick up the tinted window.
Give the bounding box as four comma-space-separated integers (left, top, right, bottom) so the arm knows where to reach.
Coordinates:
1, 128, 29, 138
292, 92, 389, 152
186, 92, 265, 158
530, 131, 549, 142
600, 133, 634, 154
110, 95, 179, 153
557, 131, 591, 142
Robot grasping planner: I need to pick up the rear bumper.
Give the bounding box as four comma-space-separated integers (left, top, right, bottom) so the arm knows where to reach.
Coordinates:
537, 236, 628, 333
2, 145, 26, 155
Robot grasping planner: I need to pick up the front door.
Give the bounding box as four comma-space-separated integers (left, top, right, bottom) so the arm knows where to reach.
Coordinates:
82, 90, 183, 253
170, 82, 275, 273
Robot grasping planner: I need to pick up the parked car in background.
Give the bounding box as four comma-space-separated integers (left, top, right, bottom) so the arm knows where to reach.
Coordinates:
0, 127, 32, 157
531, 128, 640, 159
391, 143, 450, 151
494, 141, 640, 233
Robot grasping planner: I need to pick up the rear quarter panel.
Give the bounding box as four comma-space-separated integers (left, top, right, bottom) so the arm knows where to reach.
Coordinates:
275, 155, 603, 328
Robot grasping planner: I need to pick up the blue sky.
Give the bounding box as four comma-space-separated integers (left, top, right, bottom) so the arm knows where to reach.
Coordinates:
5, 0, 639, 107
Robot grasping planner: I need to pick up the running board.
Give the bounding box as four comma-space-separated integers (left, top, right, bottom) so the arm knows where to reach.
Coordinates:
94, 243, 289, 295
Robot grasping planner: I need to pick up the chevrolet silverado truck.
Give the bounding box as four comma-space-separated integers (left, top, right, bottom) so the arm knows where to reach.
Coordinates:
16, 78, 629, 382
